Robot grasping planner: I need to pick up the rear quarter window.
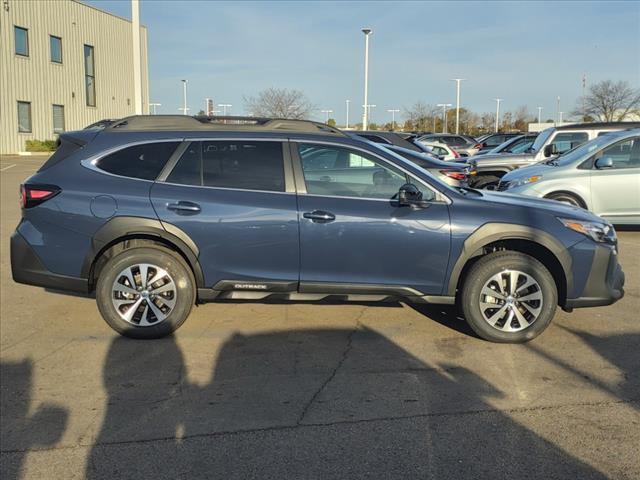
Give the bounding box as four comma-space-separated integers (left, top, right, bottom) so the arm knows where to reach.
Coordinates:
97, 142, 180, 180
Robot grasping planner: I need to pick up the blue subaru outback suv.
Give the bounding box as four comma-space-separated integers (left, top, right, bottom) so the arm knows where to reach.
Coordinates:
11, 116, 625, 342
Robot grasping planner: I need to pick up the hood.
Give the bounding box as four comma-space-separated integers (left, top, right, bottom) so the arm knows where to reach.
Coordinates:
500, 162, 553, 181
472, 190, 602, 223
470, 152, 534, 164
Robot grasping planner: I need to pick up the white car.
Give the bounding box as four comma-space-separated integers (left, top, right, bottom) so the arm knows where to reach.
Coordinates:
419, 141, 462, 161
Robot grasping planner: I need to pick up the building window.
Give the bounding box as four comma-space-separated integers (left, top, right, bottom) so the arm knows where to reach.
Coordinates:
17, 101, 32, 133
53, 105, 65, 134
84, 44, 96, 107
15, 26, 29, 56
50, 35, 62, 63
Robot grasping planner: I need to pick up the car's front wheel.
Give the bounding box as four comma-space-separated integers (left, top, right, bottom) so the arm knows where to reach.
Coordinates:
460, 251, 558, 343
96, 246, 195, 339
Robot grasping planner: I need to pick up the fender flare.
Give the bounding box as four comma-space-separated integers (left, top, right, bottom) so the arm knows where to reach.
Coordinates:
446, 222, 573, 297
82, 216, 205, 288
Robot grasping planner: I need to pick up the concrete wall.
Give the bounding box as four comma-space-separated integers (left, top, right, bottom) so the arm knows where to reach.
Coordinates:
1, 0, 149, 154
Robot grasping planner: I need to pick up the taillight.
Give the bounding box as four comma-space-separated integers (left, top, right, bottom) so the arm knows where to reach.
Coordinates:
452, 149, 460, 158
440, 170, 467, 181
20, 184, 61, 209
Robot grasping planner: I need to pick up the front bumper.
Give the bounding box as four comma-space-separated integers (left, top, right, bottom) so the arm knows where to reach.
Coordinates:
564, 243, 625, 309
11, 231, 88, 294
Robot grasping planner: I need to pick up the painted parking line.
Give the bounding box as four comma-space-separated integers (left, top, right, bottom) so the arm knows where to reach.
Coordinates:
0, 164, 17, 171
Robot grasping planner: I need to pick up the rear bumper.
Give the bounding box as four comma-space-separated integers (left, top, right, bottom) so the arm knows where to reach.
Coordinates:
11, 231, 88, 294
564, 243, 625, 309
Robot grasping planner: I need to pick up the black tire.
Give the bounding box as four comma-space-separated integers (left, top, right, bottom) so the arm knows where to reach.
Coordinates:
546, 192, 585, 208
96, 246, 195, 339
460, 251, 558, 343
473, 175, 501, 190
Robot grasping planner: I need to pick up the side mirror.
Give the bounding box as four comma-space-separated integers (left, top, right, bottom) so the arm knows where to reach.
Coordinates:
543, 144, 557, 157
595, 157, 614, 169
398, 183, 423, 206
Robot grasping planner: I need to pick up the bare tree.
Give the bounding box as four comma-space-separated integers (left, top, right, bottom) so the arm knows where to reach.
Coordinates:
404, 102, 439, 132
575, 80, 640, 121
243, 87, 315, 119
513, 106, 530, 131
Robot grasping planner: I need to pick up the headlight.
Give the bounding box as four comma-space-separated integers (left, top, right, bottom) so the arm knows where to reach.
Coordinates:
558, 218, 616, 243
506, 175, 542, 189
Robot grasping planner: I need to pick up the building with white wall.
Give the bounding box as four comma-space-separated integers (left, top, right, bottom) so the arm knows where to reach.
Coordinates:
1, 0, 149, 154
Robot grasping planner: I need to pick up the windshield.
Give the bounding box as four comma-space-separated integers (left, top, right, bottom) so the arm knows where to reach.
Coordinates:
529, 128, 554, 153
550, 134, 625, 167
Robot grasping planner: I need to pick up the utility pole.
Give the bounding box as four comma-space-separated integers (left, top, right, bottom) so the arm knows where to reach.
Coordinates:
345, 100, 350, 129
321, 109, 334, 123
179, 80, 189, 115
437, 103, 452, 133
362, 104, 376, 127
582, 73, 587, 121
149, 103, 161, 114
131, 0, 143, 114
361, 28, 372, 130
451, 78, 466, 134
387, 109, 400, 130
493, 98, 502, 132
537, 106, 542, 124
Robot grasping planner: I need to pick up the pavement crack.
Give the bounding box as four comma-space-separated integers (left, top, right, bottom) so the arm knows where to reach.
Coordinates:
295, 308, 365, 425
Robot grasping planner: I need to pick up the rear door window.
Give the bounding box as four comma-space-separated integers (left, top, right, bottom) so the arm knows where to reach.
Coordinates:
97, 142, 180, 180
166, 140, 285, 192
597, 137, 640, 169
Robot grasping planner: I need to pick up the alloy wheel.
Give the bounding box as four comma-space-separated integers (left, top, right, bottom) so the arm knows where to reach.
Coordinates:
479, 269, 543, 332
111, 263, 176, 326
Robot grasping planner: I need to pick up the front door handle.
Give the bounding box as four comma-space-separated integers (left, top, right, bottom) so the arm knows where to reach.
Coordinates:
303, 210, 335, 223
167, 201, 201, 215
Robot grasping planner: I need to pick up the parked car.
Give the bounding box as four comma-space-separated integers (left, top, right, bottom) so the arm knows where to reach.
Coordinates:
420, 141, 461, 161
417, 134, 481, 156
475, 133, 538, 156
11, 115, 624, 343
498, 129, 640, 225
351, 130, 430, 153
379, 144, 476, 187
475, 133, 523, 152
471, 122, 640, 189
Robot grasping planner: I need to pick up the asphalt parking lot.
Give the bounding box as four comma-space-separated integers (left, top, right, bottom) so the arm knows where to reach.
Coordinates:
1, 155, 639, 480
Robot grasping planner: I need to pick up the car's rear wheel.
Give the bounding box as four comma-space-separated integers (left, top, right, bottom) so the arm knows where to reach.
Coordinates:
96, 246, 195, 339
546, 192, 585, 208
461, 251, 557, 343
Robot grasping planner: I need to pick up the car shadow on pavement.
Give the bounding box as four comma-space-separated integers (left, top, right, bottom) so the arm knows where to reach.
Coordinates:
83, 329, 608, 479
0, 360, 68, 480
406, 303, 479, 338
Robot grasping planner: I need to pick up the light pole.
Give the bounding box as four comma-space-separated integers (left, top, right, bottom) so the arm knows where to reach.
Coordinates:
559, 111, 564, 123
493, 98, 503, 132
555, 96, 560, 126
131, 0, 143, 114
362, 104, 376, 126
345, 100, 350, 129
437, 103, 452, 133
361, 28, 372, 130
537, 106, 543, 124
149, 103, 161, 115
451, 78, 466, 134
321, 109, 334, 123
218, 104, 232, 116
387, 109, 400, 130
179, 80, 189, 115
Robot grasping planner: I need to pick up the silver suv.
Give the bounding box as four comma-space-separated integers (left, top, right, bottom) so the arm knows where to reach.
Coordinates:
472, 122, 640, 189
498, 129, 640, 225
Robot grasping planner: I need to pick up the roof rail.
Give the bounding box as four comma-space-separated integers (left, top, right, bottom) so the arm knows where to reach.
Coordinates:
105, 115, 346, 135
555, 121, 640, 130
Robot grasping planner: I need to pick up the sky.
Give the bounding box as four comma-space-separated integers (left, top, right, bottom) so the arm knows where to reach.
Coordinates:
85, 0, 640, 124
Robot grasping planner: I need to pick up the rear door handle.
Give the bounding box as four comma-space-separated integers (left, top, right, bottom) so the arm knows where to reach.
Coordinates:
303, 210, 335, 223
167, 201, 201, 215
